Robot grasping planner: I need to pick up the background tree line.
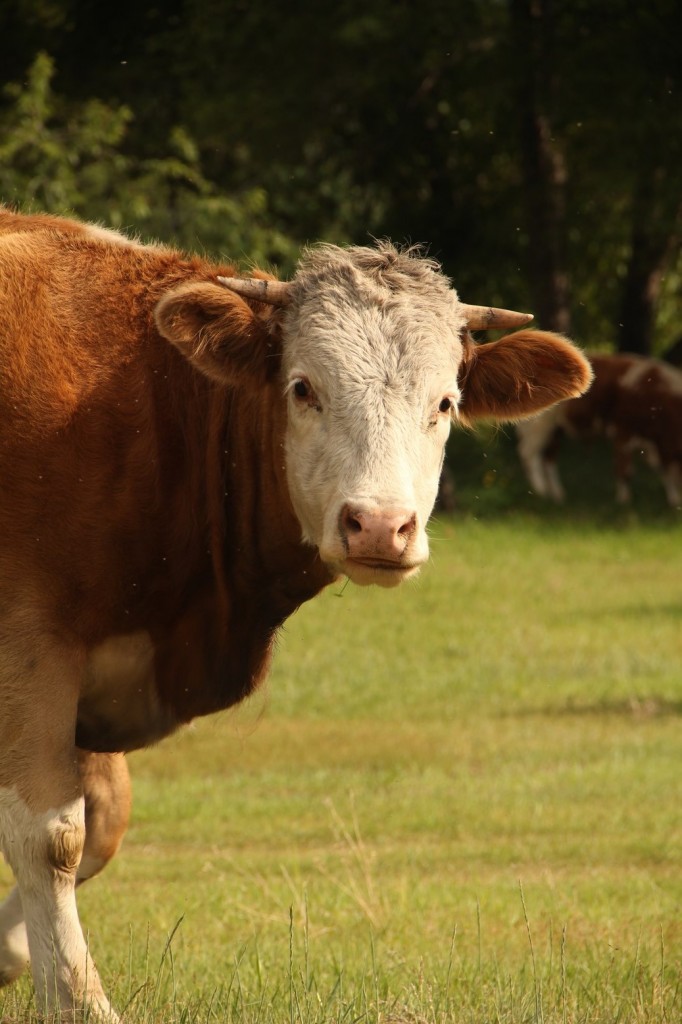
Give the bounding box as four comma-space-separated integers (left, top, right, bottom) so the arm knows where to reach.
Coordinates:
1, 0, 680, 357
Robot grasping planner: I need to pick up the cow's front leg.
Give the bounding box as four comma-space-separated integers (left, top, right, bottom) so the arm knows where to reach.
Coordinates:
0, 751, 131, 995
0, 789, 111, 1018
0, 787, 118, 1020
0, 632, 117, 1020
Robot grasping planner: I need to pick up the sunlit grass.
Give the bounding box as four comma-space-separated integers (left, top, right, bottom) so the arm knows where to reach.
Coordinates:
1, 512, 680, 1021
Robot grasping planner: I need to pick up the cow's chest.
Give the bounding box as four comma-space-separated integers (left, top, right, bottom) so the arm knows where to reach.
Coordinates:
77, 631, 176, 751
76, 602, 282, 753
74, 552, 327, 752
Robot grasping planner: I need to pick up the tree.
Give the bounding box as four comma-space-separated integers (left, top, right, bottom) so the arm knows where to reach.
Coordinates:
2, 0, 680, 352
509, 0, 570, 333
552, 0, 682, 354
0, 52, 300, 269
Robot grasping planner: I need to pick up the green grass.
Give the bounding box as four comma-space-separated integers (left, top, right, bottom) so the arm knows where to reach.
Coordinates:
1, 480, 681, 1020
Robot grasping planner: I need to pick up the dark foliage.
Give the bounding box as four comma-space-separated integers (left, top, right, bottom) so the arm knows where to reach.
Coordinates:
1, 0, 681, 350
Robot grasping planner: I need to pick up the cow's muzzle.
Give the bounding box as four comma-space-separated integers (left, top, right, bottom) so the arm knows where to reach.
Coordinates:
333, 504, 425, 588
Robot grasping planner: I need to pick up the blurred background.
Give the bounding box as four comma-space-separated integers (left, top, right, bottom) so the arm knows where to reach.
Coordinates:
1, 0, 680, 515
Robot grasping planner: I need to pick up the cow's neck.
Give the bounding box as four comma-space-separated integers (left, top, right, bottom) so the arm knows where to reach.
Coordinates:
151, 376, 333, 726
77, 368, 333, 754
218, 382, 332, 613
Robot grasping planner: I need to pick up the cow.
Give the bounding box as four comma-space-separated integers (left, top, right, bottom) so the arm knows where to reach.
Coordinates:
0, 207, 591, 1019
516, 351, 682, 507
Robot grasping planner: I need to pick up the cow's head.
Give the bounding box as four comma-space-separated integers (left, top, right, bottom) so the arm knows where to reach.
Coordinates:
155, 242, 591, 587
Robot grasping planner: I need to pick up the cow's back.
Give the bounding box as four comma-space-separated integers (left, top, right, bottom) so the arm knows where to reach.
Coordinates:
561, 352, 642, 434
0, 206, 134, 243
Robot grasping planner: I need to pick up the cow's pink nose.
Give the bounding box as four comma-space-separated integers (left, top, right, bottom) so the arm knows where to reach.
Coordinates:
339, 505, 417, 561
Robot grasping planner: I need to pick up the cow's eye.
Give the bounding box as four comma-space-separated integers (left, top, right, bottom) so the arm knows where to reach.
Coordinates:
439, 396, 453, 414
291, 376, 322, 411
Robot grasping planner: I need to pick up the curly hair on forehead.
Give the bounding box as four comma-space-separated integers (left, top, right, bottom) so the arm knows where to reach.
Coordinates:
293, 239, 455, 300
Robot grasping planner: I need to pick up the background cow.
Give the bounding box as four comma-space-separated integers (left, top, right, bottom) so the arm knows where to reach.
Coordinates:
0, 208, 591, 1019
516, 352, 682, 507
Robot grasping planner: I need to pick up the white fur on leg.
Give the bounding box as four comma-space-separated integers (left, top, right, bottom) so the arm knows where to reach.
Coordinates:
524, 451, 554, 498
544, 461, 565, 503
0, 787, 118, 1021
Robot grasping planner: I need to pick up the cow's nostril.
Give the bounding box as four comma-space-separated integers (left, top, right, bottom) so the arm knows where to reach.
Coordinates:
339, 505, 418, 557
397, 513, 417, 537
341, 506, 363, 535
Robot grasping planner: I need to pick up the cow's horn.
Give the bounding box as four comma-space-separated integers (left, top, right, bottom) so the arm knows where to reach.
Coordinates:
460, 303, 534, 329
216, 275, 292, 306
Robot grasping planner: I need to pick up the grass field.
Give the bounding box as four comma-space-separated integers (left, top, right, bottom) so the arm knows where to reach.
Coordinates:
1, 437, 681, 1022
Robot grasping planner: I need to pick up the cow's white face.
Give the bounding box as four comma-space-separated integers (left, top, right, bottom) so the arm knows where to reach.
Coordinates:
156, 240, 593, 590
280, 249, 466, 587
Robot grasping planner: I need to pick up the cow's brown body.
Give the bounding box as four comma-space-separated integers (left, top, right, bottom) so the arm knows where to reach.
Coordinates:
516, 351, 682, 506
0, 209, 591, 1018
0, 211, 331, 753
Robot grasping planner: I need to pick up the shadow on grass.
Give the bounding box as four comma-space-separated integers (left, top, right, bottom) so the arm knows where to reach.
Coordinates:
506, 696, 682, 719
568, 602, 682, 620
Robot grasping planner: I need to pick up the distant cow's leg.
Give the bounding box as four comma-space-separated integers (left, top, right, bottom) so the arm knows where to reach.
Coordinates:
661, 462, 682, 507
518, 438, 552, 498
543, 458, 565, 503
517, 421, 565, 501
0, 752, 131, 989
613, 438, 633, 504
0, 627, 116, 1020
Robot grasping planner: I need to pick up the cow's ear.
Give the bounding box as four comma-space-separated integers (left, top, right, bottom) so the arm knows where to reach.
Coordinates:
154, 281, 281, 386
457, 330, 593, 424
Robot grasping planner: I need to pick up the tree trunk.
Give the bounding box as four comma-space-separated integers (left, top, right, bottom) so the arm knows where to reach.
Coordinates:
617, 166, 679, 355
510, 0, 571, 334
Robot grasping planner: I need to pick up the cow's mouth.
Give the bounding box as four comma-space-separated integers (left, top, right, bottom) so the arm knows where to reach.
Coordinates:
341, 556, 422, 588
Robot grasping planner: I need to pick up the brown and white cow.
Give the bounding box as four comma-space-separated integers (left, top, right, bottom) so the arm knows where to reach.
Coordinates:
516, 351, 682, 507
0, 208, 591, 1019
